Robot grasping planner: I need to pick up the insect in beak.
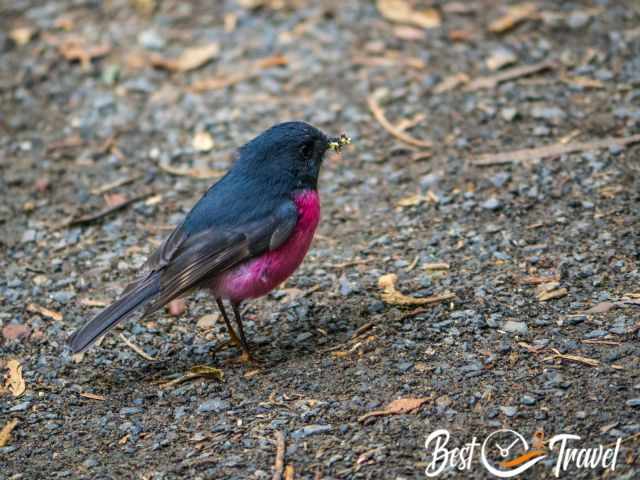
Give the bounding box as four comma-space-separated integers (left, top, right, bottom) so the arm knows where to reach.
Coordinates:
328, 133, 351, 153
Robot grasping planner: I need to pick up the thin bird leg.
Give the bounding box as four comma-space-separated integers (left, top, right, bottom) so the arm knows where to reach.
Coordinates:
231, 303, 250, 350
232, 302, 257, 363
215, 298, 243, 350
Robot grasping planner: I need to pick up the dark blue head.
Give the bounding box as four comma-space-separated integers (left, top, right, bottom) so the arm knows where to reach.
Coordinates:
234, 121, 332, 190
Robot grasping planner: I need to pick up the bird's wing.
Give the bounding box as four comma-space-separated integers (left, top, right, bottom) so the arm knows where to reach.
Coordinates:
69, 200, 298, 353
142, 200, 298, 312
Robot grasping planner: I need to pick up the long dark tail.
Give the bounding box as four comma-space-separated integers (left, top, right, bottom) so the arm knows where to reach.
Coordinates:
68, 274, 161, 353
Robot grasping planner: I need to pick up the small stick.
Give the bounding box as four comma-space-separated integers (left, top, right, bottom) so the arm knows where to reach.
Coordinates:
473, 134, 640, 166
90, 175, 140, 195
367, 95, 432, 148
63, 192, 153, 228
272, 431, 286, 480
119, 333, 157, 361
465, 60, 554, 91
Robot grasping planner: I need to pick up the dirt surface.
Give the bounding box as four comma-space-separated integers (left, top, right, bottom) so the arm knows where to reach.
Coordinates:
1, 1, 640, 479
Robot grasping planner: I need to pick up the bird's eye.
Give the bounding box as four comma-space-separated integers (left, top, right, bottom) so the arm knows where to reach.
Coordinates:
300, 141, 314, 159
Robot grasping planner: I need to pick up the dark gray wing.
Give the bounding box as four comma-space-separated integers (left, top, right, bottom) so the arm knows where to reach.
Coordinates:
142, 201, 298, 312
69, 200, 298, 353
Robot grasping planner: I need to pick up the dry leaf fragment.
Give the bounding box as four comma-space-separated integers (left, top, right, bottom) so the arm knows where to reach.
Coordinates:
192, 131, 215, 152
424, 262, 449, 271
532, 429, 545, 450
377, 0, 441, 29
519, 275, 558, 285
160, 365, 224, 389
397, 193, 430, 207
4, 360, 26, 397
393, 25, 425, 40
79, 392, 106, 401
58, 39, 111, 70
489, 3, 537, 33
378, 273, 455, 306
0, 419, 19, 448
544, 349, 600, 367
486, 48, 517, 71
433, 73, 470, 93
10, 27, 35, 46
2, 323, 31, 341
537, 287, 567, 302
26, 303, 63, 321
151, 44, 219, 72
131, 0, 156, 15
104, 192, 128, 208
358, 397, 431, 422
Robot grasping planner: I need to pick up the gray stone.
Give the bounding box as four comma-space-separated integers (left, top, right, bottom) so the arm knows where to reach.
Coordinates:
502, 321, 528, 334
291, 425, 332, 439
198, 399, 230, 414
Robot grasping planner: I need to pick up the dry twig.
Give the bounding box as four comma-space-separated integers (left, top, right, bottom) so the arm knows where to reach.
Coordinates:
272, 431, 286, 480
473, 134, 640, 166
119, 333, 157, 361
367, 95, 432, 148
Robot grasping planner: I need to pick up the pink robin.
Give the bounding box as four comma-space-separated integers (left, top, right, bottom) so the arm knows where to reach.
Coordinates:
69, 122, 350, 362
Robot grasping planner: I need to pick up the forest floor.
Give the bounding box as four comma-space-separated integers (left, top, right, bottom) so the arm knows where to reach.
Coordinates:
1, 0, 640, 479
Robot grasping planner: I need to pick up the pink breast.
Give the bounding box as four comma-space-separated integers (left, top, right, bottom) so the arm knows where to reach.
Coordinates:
210, 190, 320, 303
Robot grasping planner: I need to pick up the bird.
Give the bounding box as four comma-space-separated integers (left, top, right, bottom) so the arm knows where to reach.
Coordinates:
68, 121, 350, 361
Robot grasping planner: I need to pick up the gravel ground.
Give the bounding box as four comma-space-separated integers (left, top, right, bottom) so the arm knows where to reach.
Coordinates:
1, 1, 640, 479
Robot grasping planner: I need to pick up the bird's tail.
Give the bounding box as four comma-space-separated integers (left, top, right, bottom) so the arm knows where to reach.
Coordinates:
68, 273, 160, 354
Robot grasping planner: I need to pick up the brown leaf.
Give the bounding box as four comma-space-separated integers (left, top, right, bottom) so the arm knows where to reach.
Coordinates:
151, 44, 219, 72
537, 287, 567, 302
377, 0, 441, 29
532, 428, 545, 450
358, 397, 431, 422
2, 324, 31, 341
489, 3, 537, 33
4, 360, 26, 397
378, 273, 455, 306
0, 419, 19, 448
26, 303, 63, 321
58, 38, 111, 69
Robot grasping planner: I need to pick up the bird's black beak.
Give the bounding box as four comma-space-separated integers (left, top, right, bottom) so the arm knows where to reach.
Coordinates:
327, 133, 351, 153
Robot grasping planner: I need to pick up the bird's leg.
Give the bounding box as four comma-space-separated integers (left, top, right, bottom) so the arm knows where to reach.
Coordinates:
215, 298, 243, 351
232, 302, 259, 364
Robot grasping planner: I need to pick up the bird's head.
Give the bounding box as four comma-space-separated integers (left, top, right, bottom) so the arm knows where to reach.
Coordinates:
236, 121, 350, 190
